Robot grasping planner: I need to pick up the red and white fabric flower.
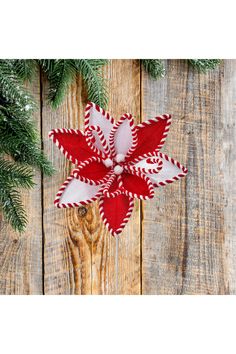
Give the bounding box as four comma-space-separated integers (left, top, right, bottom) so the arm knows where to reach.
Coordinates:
49, 102, 187, 236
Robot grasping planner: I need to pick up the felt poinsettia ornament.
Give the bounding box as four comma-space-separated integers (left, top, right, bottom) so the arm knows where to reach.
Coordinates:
49, 102, 187, 236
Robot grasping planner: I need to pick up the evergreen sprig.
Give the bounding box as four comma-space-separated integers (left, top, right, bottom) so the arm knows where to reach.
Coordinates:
12, 59, 37, 82
141, 59, 165, 79
0, 101, 54, 175
189, 59, 221, 73
141, 59, 221, 79
0, 59, 53, 232
38, 59, 109, 109
0, 157, 35, 231
43, 60, 77, 109
75, 59, 108, 108
0, 60, 36, 111
0, 157, 34, 189
0, 182, 28, 232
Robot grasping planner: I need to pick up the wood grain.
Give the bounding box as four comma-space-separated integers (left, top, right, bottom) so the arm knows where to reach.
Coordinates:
141, 60, 228, 294
42, 74, 90, 294
0, 70, 43, 295
222, 60, 236, 294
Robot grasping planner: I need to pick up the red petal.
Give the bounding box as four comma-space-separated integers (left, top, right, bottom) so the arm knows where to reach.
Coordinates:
99, 194, 134, 236
73, 157, 110, 185
126, 114, 171, 163
49, 129, 96, 165
121, 171, 154, 200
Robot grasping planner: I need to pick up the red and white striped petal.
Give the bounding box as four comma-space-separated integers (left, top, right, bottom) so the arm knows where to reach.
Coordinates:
49, 128, 95, 165
73, 156, 111, 185
85, 125, 111, 158
102, 174, 123, 198
109, 113, 138, 160
99, 194, 134, 236
126, 114, 172, 164
54, 172, 104, 208
126, 156, 163, 174
121, 170, 154, 200
84, 102, 114, 145
147, 152, 188, 187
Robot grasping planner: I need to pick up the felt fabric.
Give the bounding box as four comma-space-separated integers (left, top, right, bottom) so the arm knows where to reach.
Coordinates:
99, 194, 134, 236
110, 114, 136, 157
130, 156, 163, 174
147, 153, 187, 187
49, 129, 95, 164
73, 158, 110, 184
121, 172, 154, 199
126, 116, 171, 163
85, 103, 114, 146
54, 175, 103, 208
50, 102, 187, 236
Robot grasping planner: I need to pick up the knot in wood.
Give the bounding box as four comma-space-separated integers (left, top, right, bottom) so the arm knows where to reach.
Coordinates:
78, 206, 87, 217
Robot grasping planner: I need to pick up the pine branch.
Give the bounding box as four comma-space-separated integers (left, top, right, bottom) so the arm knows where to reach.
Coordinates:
0, 181, 28, 232
141, 59, 165, 79
37, 59, 109, 109
0, 157, 35, 189
0, 104, 54, 176
75, 59, 108, 108
188, 59, 221, 73
0, 60, 36, 112
44, 60, 77, 109
12, 60, 37, 82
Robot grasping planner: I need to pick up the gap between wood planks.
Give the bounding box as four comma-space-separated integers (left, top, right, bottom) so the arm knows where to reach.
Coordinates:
139, 61, 143, 295
40, 67, 45, 295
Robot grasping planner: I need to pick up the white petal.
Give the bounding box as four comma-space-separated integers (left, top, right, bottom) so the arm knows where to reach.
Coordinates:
85, 125, 110, 157
85, 103, 114, 145
55, 175, 103, 208
146, 153, 187, 187
109, 114, 137, 158
130, 156, 162, 174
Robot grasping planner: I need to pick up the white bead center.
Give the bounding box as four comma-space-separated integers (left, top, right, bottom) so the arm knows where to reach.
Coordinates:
114, 165, 124, 175
103, 158, 113, 168
115, 153, 125, 163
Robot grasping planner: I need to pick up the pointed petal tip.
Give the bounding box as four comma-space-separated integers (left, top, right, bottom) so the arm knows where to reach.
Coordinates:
48, 129, 55, 139
99, 194, 134, 237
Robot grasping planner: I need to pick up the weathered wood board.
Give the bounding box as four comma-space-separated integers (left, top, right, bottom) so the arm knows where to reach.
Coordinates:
142, 60, 234, 294
0, 59, 236, 295
0, 70, 43, 295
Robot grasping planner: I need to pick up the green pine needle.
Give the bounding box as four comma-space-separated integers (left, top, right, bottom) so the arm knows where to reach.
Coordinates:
12, 60, 37, 82
141, 59, 165, 79
0, 60, 36, 112
0, 157, 35, 189
0, 103, 54, 176
0, 182, 28, 232
0, 60, 54, 232
189, 59, 221, 73
45, 60, 77, 109
75, 59, 108, 108
38, 59, 109, 110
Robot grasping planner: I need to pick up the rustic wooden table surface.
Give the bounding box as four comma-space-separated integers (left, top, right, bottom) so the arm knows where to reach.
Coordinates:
0, 59, 235, 295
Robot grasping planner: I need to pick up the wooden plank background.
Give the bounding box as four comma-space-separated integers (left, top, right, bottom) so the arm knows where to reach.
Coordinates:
0, 59, 235, 295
